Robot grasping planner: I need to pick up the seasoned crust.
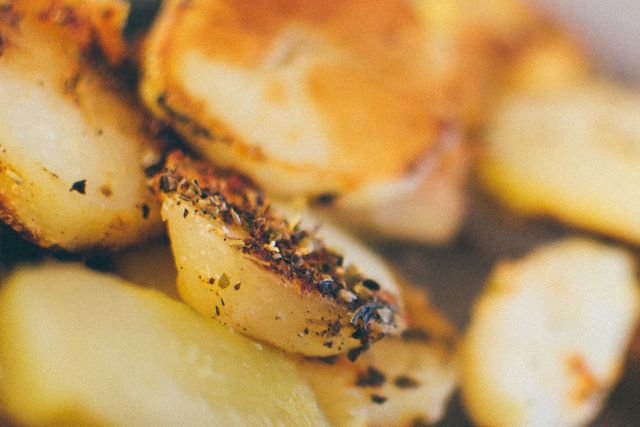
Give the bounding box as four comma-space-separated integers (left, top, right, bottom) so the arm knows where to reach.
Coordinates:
141, 0, 457, 198
154, 152, 405, 355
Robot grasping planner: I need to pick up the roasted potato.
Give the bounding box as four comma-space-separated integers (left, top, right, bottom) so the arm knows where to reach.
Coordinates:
0, 0, 163, 251
297, 283, 457, 427
479, 80, 640, 244
0, 261, 329, 426
154, 152, 405, 356
139, 0, 472, 244
461, 239, 639, 426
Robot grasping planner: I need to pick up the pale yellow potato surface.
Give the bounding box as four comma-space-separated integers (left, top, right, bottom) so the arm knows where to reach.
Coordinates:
0, 1, 162, 250
461, 239, 640, 427
0, 261, 328, 427
480, 81, 640, 244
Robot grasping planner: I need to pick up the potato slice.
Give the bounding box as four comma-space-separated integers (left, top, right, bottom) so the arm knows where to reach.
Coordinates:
297, 284, 458, 427
0, 261, 328, 427
0, 1, 163, 250
155, 152, 404, 356
141, 0, 459, 199
139, 0, 471, 244
461, 239, 640, 426
479, 81, 640, 243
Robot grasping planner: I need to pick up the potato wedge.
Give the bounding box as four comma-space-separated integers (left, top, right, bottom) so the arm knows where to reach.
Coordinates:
479, 80, 640, 244
0, 261, 328, 426
297, 284, 458, 427
154, 152, 404, 356
461, 239, 639, 426
0, 1, 163, 250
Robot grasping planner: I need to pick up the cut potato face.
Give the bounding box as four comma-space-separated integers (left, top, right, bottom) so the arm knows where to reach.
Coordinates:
297, 283, 458, 427
141, 0, 460, 201
461, 239, 640, 426
480, 81, 640, 243
154, 152, 404, 356
0, 261, 329, 427
0, 1, 163, 250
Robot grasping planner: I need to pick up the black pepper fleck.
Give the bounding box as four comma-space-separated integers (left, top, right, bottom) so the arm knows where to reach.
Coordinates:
356, 367, 386, 388
370, 394, 387, 404
394, 375, 420, 389
70, 179, 86, 194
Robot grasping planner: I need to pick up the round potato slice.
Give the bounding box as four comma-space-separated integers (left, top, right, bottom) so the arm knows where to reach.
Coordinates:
0, 261, 328, 427
480, 80, 640, 244
0, 1, 163, 250
139, 0, 472, 246
461, 239, 640, 426
155, 152, 404, 356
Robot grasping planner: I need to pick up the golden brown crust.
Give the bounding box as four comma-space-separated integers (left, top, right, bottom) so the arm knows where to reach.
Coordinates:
141, 0, 454, 196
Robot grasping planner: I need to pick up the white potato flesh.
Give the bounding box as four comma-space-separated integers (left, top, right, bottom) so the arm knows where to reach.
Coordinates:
297, 285, 458, 427
480, 81, 640, 244
461, 239, 640, 427
0, 261, 328, 427
157, 153, 404, 356
0, 3, 162, 250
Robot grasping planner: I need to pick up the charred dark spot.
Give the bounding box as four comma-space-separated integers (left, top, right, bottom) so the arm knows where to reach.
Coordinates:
394, 375, 420, 389
314, 193, 337, 206
401, 327, 432, 343
141, 204, 150, 219
347, 345, 367, 362
99, 185, 112, 197
69, 180, 86, 194
362, 279, 381, 291
323, 340, 333, 348
370, 394, 387, 404
356, 366, 386, 388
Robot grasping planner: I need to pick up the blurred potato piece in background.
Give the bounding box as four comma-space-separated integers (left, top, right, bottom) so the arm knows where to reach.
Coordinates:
298, 283, 457, 427
479, 80, 640, 244
316, 126, 470, 244
461, 239, 639, 426
156, 153, 404, 356
141, 0, 472, 244
504, 31, 590, 94
0, 1, 163, 251
0, 261, 328, 427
